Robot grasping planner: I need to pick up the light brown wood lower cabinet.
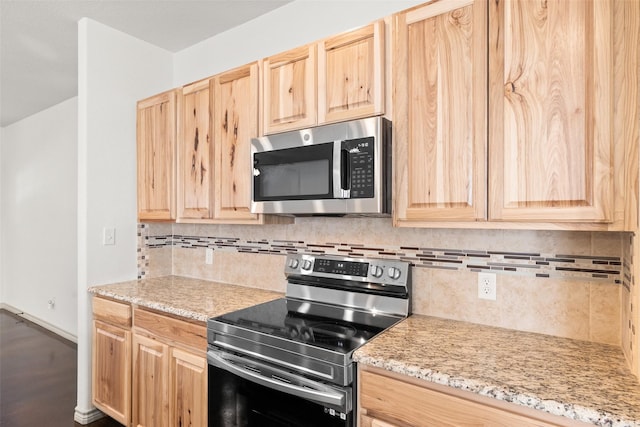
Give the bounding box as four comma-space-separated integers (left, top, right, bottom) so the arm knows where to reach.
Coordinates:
92, 298, 132, 426
92, 320, 131, 426
359, 367, 588, 427
92, 296, 208, 427
132, 307, 208, 427
132, 333, 169, 427
170, 347, 208, 427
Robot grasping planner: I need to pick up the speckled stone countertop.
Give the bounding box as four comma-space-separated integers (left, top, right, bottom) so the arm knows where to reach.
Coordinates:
88, 275, 283, 323
354, 315, 640, 427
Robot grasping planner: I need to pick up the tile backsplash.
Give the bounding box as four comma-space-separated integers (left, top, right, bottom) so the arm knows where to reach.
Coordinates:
138, 218, 625, 346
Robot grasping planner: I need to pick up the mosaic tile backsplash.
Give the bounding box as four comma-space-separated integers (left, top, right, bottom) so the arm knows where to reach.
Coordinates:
137, 219, 626, 345
139, 227, 622, 284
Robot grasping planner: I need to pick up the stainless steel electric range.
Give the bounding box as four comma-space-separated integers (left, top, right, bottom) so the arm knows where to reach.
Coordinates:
206, 253, 411, 427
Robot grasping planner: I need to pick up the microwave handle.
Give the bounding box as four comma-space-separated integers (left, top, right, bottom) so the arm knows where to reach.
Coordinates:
333, 140, 350, 198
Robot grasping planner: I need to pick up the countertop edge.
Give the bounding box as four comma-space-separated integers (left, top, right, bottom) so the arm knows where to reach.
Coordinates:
354, 354, 640, 427
89, 286, 208, 323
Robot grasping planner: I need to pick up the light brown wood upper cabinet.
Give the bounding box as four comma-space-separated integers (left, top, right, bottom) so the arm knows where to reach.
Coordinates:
393, 0, 487, 225
488, 0, 613, 223
318, 20, 385, 124
177, 78, 214, 221
137, 90, 177, 222
212, 62, 261, 222
394, 0, 633, 230
174, 64, 290, 225
263, 20, 385, 134
263, 44, 317, 134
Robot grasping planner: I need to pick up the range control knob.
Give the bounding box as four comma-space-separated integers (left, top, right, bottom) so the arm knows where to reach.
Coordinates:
387, 267, 402, 280
370, 265, 384, 278
288, 258, 300, 269
302, 259, 313, 271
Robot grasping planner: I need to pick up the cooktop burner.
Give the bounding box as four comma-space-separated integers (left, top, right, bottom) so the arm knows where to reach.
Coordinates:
216, 298, 399, 354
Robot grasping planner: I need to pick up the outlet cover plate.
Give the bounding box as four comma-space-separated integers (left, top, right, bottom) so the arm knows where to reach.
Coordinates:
478, 272, 497, 300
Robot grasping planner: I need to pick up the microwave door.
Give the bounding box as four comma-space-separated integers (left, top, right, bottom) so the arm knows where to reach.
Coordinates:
253, 142, 335, 202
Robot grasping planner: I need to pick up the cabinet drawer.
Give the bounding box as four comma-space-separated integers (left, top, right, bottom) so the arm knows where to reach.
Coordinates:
133, 307, 207, 351
93, 296, 131, 328
361, 370, 572, 427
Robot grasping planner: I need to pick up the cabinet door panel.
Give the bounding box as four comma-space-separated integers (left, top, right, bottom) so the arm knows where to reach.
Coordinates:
263, 44, 316, 134
92, 321, 131, 426
318, 20, 384, 124
170, 348, 207, 427
489, 0, 613, 222
137, 91, 176, 221
133, 334, 169, 427
178, 79, 214, 220
213, 63, 260, 221
394, 0, 487, 224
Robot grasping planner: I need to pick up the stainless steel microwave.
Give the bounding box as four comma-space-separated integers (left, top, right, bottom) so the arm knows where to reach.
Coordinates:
250, 117, 391, 216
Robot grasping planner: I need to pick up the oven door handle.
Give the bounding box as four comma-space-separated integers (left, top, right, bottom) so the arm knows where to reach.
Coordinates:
207, 349, 347, 409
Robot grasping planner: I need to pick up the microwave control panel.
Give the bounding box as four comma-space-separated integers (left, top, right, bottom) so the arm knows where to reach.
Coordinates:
343, 137, 374, 198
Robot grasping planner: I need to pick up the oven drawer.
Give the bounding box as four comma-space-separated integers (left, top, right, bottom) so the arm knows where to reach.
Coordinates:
208, 350, 353, 427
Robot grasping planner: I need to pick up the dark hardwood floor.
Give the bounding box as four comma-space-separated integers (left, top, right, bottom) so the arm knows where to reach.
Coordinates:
0, 309, 121, 427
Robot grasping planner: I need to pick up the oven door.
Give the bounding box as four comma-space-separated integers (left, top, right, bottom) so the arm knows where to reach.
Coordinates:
207, 348, 353, 427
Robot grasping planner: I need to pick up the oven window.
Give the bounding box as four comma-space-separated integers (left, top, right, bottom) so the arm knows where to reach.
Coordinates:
253, 143, 333, 201
208, 365, 351, 427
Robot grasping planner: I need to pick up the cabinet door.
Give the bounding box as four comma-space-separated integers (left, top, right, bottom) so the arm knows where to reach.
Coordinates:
137, 90, 176, 221
488, 0, 613, 222
170, 348, 207, 427
318, 20, 384, 124
92, 321, 131, 426
263, 44, 317, 134
177, 79, 214, 220
393, 0, 488, 225
132, 334, 169, 427
212, 63, 260, 222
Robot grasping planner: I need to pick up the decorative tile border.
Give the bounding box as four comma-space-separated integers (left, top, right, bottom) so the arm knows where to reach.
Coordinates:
622, 233, 635, 365
141, 228, 622, 284
138, 224, 150, 279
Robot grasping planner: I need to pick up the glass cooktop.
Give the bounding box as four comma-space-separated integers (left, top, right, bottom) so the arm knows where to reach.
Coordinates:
213, 298, 402, 354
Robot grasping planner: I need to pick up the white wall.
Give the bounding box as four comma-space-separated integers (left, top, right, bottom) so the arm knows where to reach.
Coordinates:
75, 18, 172, 422
174, 0, 424, 86
0, 97, 78, 337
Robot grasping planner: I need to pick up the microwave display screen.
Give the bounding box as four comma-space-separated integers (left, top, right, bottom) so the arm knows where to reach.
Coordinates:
260, 159, 330, 198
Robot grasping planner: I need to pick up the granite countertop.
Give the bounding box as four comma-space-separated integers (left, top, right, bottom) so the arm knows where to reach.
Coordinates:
354, 315, 640, 427
89, 276, 640, 426
88, 275, 283, 322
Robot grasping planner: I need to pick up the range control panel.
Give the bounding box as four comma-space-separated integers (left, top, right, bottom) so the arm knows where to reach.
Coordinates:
284, 254, 410, 287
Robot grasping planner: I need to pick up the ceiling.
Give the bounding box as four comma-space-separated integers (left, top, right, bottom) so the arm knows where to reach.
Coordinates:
0, 0, 292, 127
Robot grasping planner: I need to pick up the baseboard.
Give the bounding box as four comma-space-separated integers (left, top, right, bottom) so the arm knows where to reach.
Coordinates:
0, 303, 78, 343
74, 407, 105, 424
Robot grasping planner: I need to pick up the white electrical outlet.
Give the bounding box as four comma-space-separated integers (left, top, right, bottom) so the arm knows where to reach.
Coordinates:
478, 272, 497, 300
205, 248, 214, 265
